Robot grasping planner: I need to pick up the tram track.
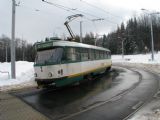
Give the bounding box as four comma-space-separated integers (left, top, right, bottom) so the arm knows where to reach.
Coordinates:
58, 66, 160, 120
122, 91, 160, 120
58, 67, 143, 120
122, 67, 160, 120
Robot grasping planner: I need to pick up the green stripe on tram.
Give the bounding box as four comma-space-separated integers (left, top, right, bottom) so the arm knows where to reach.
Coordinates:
54, 66, 108, 87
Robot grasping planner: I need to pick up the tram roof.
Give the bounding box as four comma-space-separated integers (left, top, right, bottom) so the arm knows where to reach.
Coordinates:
36, 40, 110, 52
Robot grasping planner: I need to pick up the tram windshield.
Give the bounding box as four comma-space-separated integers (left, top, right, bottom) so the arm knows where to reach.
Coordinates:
35, 47, 63, 65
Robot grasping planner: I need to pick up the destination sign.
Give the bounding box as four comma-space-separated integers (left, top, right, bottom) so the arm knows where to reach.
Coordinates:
37, 42, 53, 49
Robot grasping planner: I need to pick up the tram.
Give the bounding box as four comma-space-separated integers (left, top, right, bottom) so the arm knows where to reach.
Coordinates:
34, 37, 112, 88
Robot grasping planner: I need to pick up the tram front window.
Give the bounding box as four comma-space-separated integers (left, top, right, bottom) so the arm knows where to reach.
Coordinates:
35, 47, 63, 65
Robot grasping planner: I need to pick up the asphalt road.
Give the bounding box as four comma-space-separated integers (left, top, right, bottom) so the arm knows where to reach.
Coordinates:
12, 66, 160, 120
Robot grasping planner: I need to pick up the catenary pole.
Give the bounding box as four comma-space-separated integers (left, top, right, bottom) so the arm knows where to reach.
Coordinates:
11, 0, 16, 78
141, 8, 160, 61
150, 15, 154, 61
6, 45, 7, 62
122, 39, 124, 59
80, 21, 82, 43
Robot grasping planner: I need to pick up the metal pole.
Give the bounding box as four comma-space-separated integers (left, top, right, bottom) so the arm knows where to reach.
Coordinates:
95, 39, 97, 46
95, 34, 98, 46
141, 9, 157, 61
122, 39, 124, 59
6, 45, 7, 62
11, 0, 16, 78
150, 15, 154, 61
80, 21, 82, 43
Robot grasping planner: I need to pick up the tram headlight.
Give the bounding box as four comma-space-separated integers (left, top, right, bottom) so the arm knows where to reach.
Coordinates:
48, 72, 52, 77
34, 73, 37, 77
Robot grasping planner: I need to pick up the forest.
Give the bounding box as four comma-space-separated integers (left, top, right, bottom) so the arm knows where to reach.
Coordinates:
76, 14, 160, 55
105, 14, 160, 54
0, 14, 160, 62
0, 35, 35, 62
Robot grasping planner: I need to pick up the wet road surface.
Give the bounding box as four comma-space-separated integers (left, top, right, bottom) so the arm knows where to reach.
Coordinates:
12, 66, 160, 120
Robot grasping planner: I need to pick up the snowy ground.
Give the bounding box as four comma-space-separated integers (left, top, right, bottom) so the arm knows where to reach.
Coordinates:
128, 99, 160, 120
0, 61, 35, 91
112, 52, 160, 64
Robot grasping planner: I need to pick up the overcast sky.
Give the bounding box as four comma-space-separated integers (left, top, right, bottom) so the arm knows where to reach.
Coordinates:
0, 0, 160, 43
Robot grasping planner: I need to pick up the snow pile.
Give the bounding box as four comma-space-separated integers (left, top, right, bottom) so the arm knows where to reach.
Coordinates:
112, 52, 160, 64
129, 99, 160, 120
0, 61, 35, 91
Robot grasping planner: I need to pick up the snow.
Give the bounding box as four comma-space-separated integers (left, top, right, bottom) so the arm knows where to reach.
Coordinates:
129, 99, 160, 120
0, 61, 35, 91
112, 52, 160, 64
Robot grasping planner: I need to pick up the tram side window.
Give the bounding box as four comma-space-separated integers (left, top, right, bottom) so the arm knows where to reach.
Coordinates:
81, 48, 89, 61
103, 51, 105, 59
100, 51, 104, 59
75, 48, 81, 60
64, 47, 78, 62
95, 50, 99, 59
90, 49, 95, 60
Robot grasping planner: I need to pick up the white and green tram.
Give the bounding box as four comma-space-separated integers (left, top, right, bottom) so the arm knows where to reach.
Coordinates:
34, 38, 112, 87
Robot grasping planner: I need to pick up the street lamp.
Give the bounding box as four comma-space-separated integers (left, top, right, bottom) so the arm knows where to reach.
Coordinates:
80, 21, 83, 43
118, 37, 125, 59
141, 9, 160, 61
94, 34, 103, 46
122, 39, 124, 59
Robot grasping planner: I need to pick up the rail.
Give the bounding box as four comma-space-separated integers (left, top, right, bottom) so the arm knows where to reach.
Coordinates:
0, 71, 10, 79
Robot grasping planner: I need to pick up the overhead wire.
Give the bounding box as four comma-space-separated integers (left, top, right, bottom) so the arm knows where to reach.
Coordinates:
42, 0, 119, 34
19, 0, 119, 36
42, 0, 119, 26
80, 0, 123, 20
17, 0, 91, 24
18, 0, 120, 26
42, 0, 105, 20
42, 0, 77, 11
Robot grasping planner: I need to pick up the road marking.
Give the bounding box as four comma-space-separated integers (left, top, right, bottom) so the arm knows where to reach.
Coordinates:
60, 95, 124, 120
132, 101, 143, 110
60, 94, 128, 120
110, 95, 122, 102
153, 91, 160, 98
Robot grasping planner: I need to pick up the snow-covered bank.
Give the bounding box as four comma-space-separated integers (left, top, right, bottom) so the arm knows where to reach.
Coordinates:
0, 61, 36, 91
112, 52, 160, 64
129, 99, 160, 120
112, 52, 160, 74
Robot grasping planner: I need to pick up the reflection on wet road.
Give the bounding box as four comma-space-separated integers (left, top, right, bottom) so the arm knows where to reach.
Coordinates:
13, 66, 159, 120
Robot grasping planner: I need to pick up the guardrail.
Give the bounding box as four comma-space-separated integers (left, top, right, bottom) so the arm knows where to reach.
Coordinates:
0, 71, 10, 79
